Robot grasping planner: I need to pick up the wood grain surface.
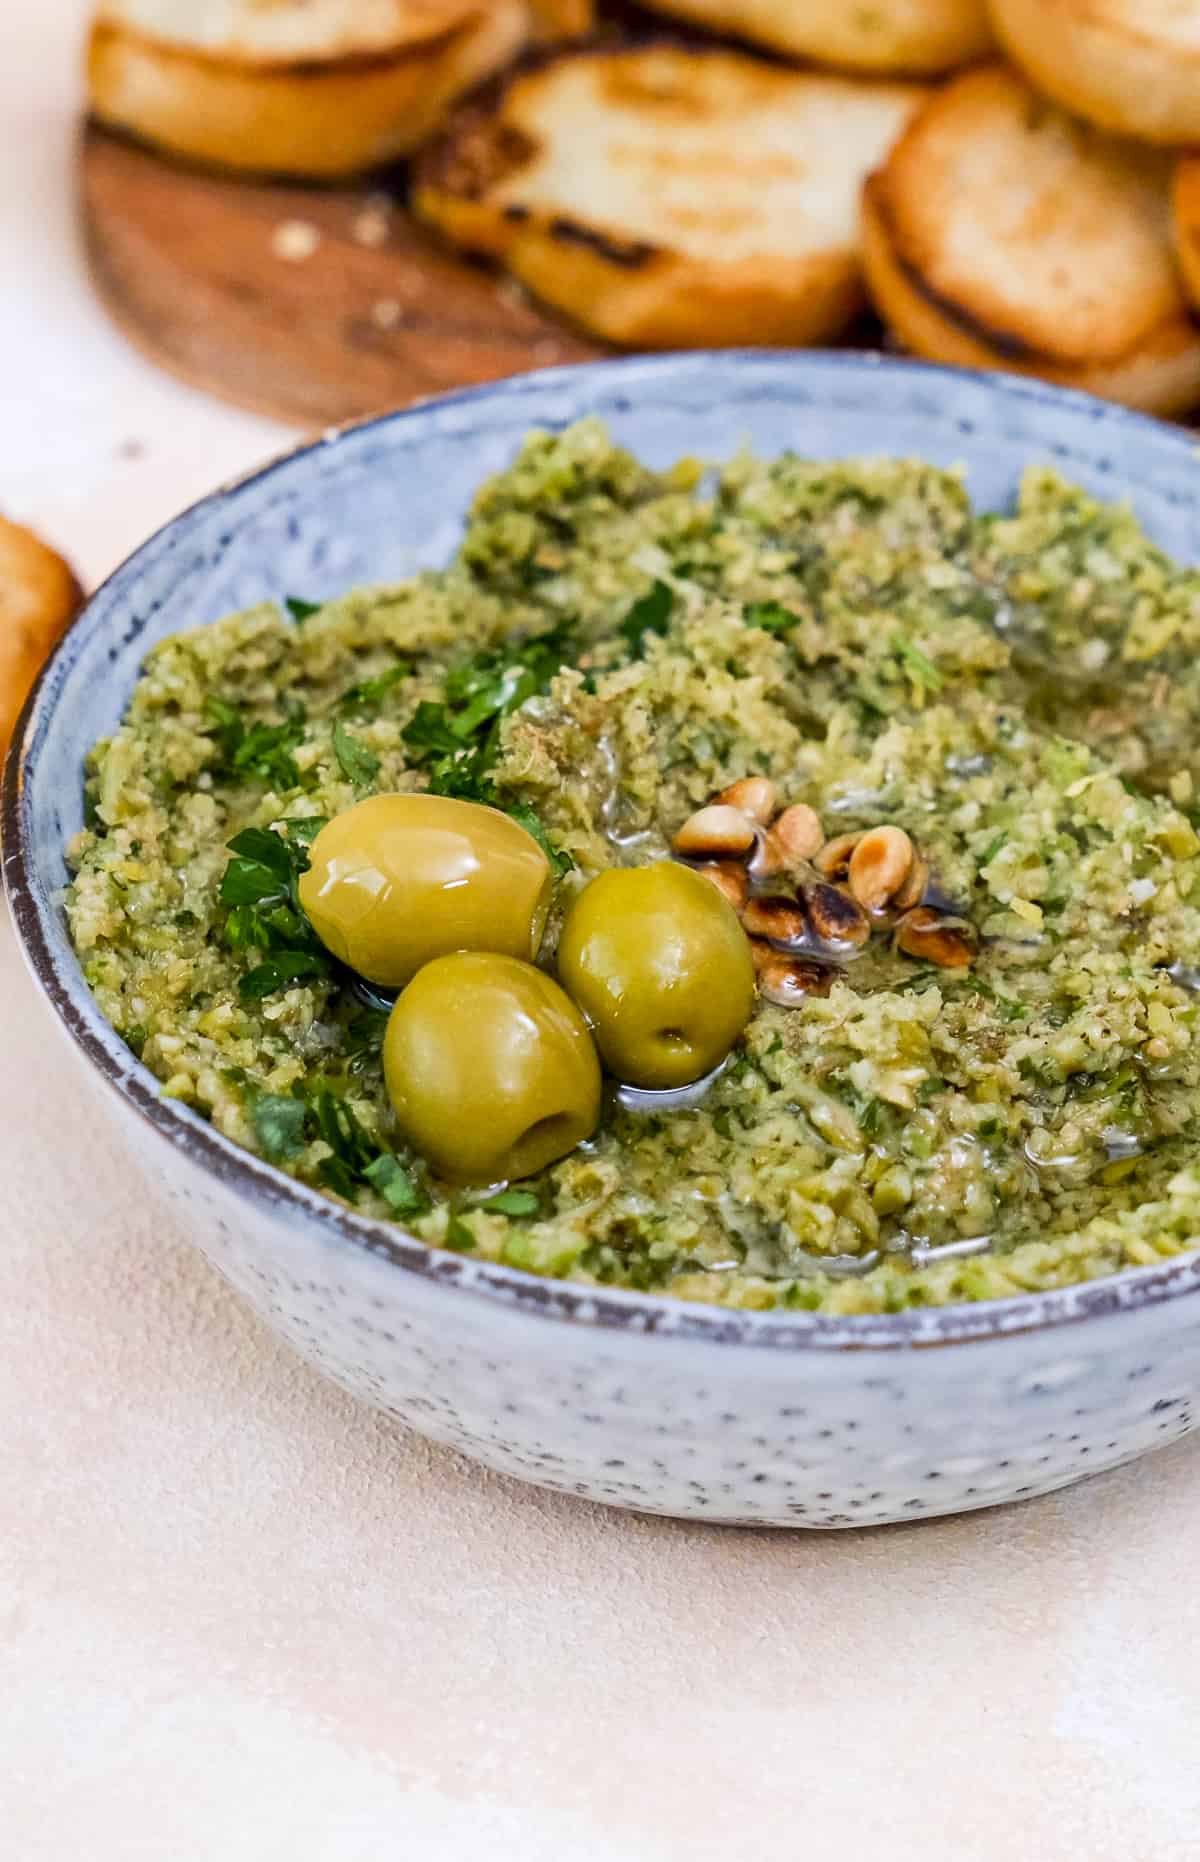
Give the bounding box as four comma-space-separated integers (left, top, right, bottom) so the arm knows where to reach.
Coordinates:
79, 123, 607, 430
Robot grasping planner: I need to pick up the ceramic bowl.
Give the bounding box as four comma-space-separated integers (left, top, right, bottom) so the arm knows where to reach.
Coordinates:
7, 353, 1200, 1528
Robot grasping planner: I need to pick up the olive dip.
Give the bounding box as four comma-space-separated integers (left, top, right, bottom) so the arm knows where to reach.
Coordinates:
66, 420, 1200, 1314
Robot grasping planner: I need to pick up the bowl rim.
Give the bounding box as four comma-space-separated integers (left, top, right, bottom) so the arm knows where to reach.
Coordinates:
7, 348, 1200, 1353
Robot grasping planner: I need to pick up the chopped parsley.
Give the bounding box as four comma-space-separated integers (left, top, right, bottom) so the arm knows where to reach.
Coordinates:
480, 1188, 541, 1217
246, 1077, 426, 1210
744, 599, 800, 634
444, 1210, 477, 1252
249, 1091, 308, 1162
401, 622, 575, 869
205, 696, 308, 791
338, 663, 409, 716
364, 1152, 429, 1216
332, 720, 381, 787
217, 820, 332, 999
507, 803, 574, 877
619, 579, 674, 658
891, 632, 944, 694
285, 596, 322, 622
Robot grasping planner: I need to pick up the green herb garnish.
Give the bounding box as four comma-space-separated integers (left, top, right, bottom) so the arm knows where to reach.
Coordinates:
344, 1008, 390, 1070
444, 1211, 477, 1252
332, 720, 381, 787
249, 1091, 308, 1162
507, 803, 575, 877
204, 696, 308, 791
401, 623, 576, 870
285, 597, 322, 623
217, 821, 332, 999
619, 580, 673, 658
481, 1188, 540, 1217
364, 1152, 429, 1216
338, 663, 409, 716
891, 633, 944, 694
744, 599, 800, 634
239, 950, 330, 999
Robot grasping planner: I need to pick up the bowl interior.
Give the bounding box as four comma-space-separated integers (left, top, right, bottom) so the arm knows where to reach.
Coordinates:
9, 350, 1200, 1343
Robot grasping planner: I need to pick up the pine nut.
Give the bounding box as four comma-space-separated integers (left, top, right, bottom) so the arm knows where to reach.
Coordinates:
848, 826, 914, 914
894, 907, 976, 969
751, 803, 823, 877
673, 804, 756, 861
813, 832, 863, 882
804, 881, 870, 950
716, 776, 778, 826
695, 861, 749, 911
758, 954, 834, 1006
743, 895, 807, 944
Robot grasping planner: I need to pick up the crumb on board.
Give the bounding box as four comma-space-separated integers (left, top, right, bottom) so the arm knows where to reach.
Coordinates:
271, 219, 321, 263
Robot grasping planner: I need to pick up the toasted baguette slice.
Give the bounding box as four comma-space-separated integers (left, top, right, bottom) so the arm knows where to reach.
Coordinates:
416, 46, 925, 348
1172, 158, 1200, 320
0, 518, 82, 762
990, 0, 1200, 144
87, 0, 529, 179
639, 0, 992, 75
861, 65, 1200, 417
529, 0, 593, 35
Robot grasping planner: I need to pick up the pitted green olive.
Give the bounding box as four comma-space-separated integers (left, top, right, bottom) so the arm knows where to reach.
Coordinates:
298, 793, 552, 989
556, 862, 755, 1089
383, 952, 601, 1185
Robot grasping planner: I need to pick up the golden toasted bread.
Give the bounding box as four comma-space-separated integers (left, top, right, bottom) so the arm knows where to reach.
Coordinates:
416, 45, 925, 348
1172, 157, 1200, 319
990, 0, 1200, 144
861, 65, 1200, 417
0, 518, 82, 763
87, 0, 530, 178
529, 0, 593, 35
639, 0, 992, 75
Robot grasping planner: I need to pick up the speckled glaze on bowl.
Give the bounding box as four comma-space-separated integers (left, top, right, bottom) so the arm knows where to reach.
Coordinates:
6, 353, 1200, 1528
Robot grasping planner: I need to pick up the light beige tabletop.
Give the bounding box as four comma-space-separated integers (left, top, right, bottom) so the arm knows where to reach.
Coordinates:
4, 6, 1200, 1856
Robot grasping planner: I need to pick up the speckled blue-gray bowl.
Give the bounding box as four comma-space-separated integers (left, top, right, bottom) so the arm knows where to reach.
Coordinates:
6, 353, 1200, 1527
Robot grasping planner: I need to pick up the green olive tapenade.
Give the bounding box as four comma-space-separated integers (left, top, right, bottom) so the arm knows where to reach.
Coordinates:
65, 418, 1200, 1315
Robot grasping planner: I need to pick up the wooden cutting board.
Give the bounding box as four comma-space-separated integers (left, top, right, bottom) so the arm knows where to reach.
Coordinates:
79, 123, 607, 430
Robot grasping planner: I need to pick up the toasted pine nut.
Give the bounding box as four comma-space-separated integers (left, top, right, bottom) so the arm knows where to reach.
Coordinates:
758, 954, 834, 1006
894, 907, 976, 969
748, 936, 774, 973
696, 861, 749, 912
716, 776, 778, 826
848, 826, 914, 914
893, 852, 929, 914
743, 895, 807, 944
813, 832, 863, 882
804, 881, 870, 950
673, 804, 756, 861
751, 803, 824, 878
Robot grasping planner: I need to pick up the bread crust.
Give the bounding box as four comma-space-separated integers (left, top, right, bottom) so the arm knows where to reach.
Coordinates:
1173, 157, 1200, 320
862, 177, 1200, 418
87, 3, 528, 178
0, 518, 82, 763
990, 0, 1200, 144
416, 45, 924, 348
93, 0, 483, 65
637, 0, 992, 74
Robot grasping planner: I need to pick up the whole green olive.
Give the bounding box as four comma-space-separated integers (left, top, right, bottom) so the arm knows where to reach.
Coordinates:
383, 952, 601, 1184
298, 793, 552, 989
556, 862, 755, 1089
